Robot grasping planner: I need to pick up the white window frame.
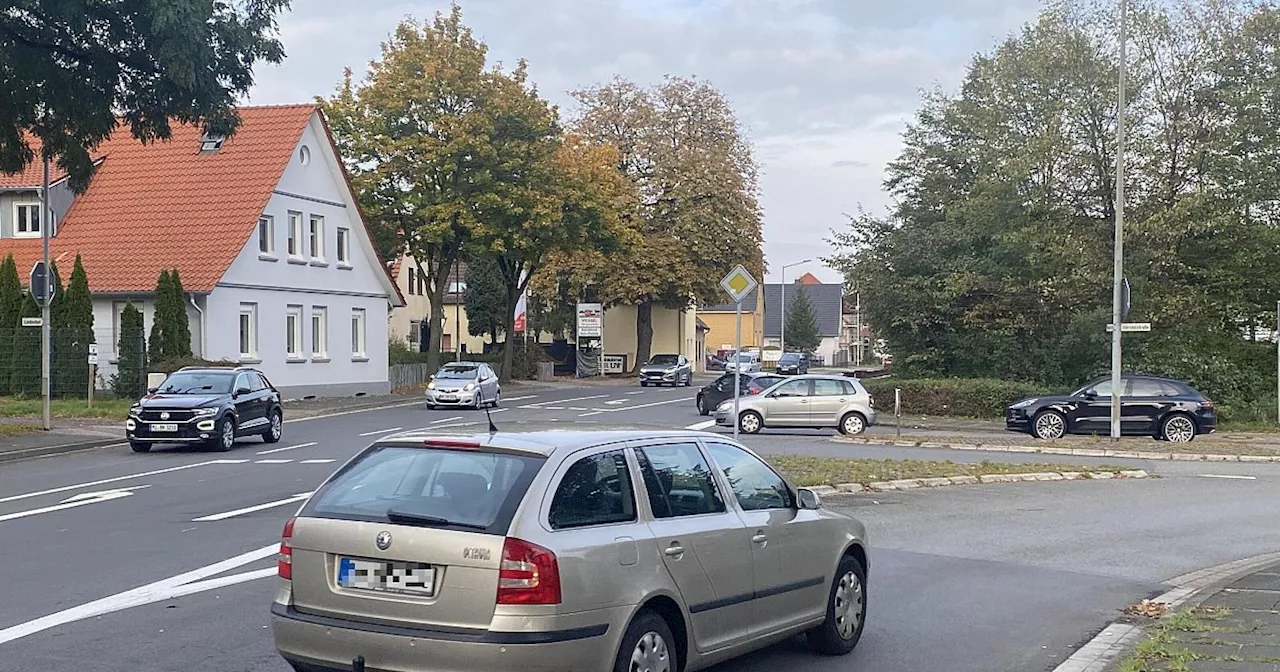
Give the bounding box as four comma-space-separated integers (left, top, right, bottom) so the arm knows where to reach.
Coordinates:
351, 308, 367, 359
311, 306, 328, 359
308, 214, 325, 261
13, 201, 41, 238
258, 215, 275, 257
287, 211, 303, 259
239, 303, 258, 360
286, 305, 303, 359
336, 227, 350, 266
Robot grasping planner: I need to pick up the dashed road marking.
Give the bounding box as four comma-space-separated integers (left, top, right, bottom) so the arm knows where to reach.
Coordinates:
1200, 474, 1257, 480
254, 459, 292, 464
299, 459, 336, 464
358, 427, 402, 436
192, 492, 312, 521
256, 442, 317, 455
685, 420, 717, 430
502, 395, 538, 403
429, 416, 464, 424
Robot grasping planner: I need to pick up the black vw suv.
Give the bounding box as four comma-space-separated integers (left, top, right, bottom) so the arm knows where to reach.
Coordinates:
126, 366, 284, 453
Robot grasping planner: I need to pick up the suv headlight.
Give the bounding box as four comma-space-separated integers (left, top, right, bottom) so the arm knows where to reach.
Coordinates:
128, 404, 141, 416
193, 407, 219, 417
1010, 399, 1036, 409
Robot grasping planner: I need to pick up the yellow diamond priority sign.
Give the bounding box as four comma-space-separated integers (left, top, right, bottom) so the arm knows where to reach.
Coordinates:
720, 265, 758, 304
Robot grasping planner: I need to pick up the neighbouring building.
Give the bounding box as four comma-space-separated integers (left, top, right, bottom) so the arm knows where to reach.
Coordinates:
388, 257, 489, 354
0, 104, 404, 398
762, 274, 844, 365
699, 289, 766, 355
601, 305, 699, 373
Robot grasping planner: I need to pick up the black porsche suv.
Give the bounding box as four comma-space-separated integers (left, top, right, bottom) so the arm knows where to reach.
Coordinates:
126, 366, 284, 453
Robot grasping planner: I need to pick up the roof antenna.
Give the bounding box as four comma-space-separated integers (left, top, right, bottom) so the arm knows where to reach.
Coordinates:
483, 402, 498, 434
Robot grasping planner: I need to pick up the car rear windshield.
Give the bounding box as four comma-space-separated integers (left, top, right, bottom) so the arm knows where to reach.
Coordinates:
156, 371, 235, 394
301, 445, 546, 535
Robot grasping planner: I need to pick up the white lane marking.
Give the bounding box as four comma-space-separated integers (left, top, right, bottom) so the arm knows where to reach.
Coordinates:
625, 391, 644, 396
501, 395, 537, 403
254, 459, 292, 464
569, 407, 588, 411
583, 396, 697, 415
685, 420, 717, 430
210, 459, 250, 464
0, 461, 219, 505
358, 427, 402, 436
604, 400, 627, 405
192, 492, 313, 521
256, 441, 317, 455
543, 406, 566, 410
299, 459, 335, 464
0, 487, 149, 523
429, 416, 464, 424
579, 411, 604, 417
489, 408, 508, 414
0, 543, 278, 645
283, 400, 423, 424
1200, 474, 1257, 480
521, 394, 608, 408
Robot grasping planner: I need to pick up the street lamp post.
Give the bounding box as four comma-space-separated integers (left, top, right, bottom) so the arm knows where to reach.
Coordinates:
778, 259, 812, 354
1109, 0, 1128, 440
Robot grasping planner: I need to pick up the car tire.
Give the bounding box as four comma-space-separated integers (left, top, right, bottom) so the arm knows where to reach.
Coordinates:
130, 441, 152, 453
613, 609, 676, 672
1031, 409, 1067, 440
210, 416, 236, 452
1161, 413, 1198, 443
684, 374, 692, 387
696, 395, 709, 416
472, 392, 482, 410
807, 554, 867, 656
839, 412, 867, 435
641, 381, 648, 388
491, 390, 500, 408
261, 410, 283, 443
739, 410, 764, 434
426, 403, 437, 410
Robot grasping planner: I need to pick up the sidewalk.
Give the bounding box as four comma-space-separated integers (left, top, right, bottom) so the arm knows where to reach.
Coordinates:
1114, 561, 1280, 671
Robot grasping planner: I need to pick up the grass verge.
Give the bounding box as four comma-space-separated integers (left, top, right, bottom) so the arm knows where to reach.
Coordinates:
843, 432, 1280, 458
763, 455, 1125, 488
0, 397, 134, 420
0, 423, 40, 437
1113, 606, 1279, 672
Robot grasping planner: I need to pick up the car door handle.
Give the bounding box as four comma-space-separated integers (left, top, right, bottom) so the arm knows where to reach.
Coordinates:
664, 544, 684, 557
752, 533, 767, 544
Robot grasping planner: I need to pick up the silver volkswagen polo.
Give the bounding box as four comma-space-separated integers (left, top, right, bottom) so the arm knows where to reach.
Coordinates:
272, 430, 870, 672
715, 374, 876, 435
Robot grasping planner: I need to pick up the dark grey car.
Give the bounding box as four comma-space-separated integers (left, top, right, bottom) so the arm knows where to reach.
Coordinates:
639, 354, 693, 387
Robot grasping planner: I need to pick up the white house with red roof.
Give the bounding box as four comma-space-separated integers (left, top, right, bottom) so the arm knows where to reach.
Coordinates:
0, 105, 404, 398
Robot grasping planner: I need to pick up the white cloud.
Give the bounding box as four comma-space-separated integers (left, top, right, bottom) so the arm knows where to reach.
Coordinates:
248, 0, 1043, 284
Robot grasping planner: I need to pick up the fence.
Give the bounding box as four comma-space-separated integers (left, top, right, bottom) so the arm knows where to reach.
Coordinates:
390, 363, 435, 390
0, 326, 113, 400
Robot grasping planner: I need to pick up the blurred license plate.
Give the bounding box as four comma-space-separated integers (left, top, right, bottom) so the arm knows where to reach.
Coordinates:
438, 395, 456, 401
337, 557, 435, 596
150, 423, 178, 432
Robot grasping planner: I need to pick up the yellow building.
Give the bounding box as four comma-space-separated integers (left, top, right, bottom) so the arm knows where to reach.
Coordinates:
601, 304, 699, 372
698, 289, 765, 355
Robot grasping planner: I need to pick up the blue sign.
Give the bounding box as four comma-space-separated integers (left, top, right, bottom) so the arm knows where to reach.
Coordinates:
29, 261, 56, 305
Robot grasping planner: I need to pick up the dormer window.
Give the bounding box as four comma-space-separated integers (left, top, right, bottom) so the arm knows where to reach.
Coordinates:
13, 202, 41, 238
199, 133, 226, 152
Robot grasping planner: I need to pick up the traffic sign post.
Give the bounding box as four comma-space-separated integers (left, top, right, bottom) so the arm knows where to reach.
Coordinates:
88, 344, 99, 408
720, 266, 759, 441
1105, 322, 1151, 332
28, 261, 55, 306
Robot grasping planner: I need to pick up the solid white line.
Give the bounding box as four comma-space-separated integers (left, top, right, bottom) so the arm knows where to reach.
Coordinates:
429, 416, 464, 424
283, 400, 423, 425
0, 543, 279, 645
209, 459, 250, 464
685, 420, 717, 430
358, 427, 402, 436
0, 461, 219, 505
522, 394, 608, 407
1200, 474, 1257, 480
299, 459, 335, 464
256, 441, 317, 455
192, 492, 312, 521
597, 397, 696, 413
489, 408, 509, 414
579, 411, 604, 417
501, 395, 537, 403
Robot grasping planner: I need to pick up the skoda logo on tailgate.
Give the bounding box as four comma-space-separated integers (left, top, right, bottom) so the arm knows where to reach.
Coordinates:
375, 531, 392, 550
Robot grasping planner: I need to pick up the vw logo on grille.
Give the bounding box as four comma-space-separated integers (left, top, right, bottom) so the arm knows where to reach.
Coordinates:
375, 531, 392, 550
159, 412, 170, 420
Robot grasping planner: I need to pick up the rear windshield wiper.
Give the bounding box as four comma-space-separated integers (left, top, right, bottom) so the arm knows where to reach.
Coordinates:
385, 509, 487, 531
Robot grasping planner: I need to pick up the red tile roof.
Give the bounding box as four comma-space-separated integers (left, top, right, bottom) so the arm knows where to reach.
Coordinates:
0, 105, 316, 293
0, 156, 68, 188
797, 272, 822, 285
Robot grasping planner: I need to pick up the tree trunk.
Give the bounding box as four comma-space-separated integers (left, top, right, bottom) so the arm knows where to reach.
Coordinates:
424, 264, 447, 374
633, 298, 654, 373
500, 281, 520, 382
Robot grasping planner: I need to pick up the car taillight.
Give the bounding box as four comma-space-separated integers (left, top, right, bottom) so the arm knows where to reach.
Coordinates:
278, 517, 295, 580
869, 396, 875, 408
1202, 399, 1214, 409
497, 537, 560, 605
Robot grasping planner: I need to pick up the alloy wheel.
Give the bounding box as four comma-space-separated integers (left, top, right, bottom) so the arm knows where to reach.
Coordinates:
628, 631, 670, 672
1034, 411, 1066, 439
834, 570, 864, 640
270, 414, 282, 440
221, 421, 235, 449
1164, 416, 1196, 442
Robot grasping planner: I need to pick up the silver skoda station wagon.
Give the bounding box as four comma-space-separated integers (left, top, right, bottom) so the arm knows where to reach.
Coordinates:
271, 430, 870, 672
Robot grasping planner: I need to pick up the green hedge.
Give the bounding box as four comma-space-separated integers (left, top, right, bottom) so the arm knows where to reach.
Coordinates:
862, 378, 1057, 419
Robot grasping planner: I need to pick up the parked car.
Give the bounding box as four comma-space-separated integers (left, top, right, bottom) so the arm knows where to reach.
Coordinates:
125, 366, 283, 453
1005, 374, 1216, 442
639, 353, 693, 387
714, 375, 875, 435
723, 351, 762, 374
271, 430, 870, 672
426, 362, 501, 409
696, 372, 787, 415
776, 352, 809, 375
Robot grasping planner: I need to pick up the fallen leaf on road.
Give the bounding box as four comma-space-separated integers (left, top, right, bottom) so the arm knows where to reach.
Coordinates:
1124, 599, 1170, 619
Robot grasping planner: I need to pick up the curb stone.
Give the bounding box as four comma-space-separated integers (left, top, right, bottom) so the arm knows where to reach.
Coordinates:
1050, 550, 1280, 672
806, 469, 1148, 495
834, 436, 1280, 463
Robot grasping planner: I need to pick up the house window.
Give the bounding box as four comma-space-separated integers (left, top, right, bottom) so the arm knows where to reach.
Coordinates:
14, 202, 41, 238
336, 228, 350, 265
351, 308, 366, 358
408, 267, 416, 295
287, 211, 303, 257
408, 320, 421, 347
309, 215, 325, 260
417, 271, 426, 296
441, 333, 452, 352
286, 305, 303, 359
311, 306, 327, 359
199, 133, 225, 152
258, 216, 275, 256
239, 303, 258, 359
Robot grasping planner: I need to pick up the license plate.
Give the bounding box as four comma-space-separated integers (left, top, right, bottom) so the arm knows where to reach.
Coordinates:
337, 556, 436, 596
438, 395, 456, 401
150, 423, 178, 432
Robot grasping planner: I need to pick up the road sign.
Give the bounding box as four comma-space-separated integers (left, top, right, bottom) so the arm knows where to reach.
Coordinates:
88, 344, 99, 365
28, 261, 55, 305
1121, 277, 1131, 320
1106, 322, 1151, 332
719, 265, 758, 304
576, 303, 603, 338
20, 317, 41, 327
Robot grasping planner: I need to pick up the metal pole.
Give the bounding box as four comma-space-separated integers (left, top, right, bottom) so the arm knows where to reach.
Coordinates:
779, 266, 786, 355
854, 289, 862, 365
733, 301, 742, 441
1110, 0, 1128, 441
1276, 300, 1279, 424
41, 156, 51, 430
454, 263, 461, 360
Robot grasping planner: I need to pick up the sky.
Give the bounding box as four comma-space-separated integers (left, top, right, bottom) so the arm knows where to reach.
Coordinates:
247, 0, 1044, 284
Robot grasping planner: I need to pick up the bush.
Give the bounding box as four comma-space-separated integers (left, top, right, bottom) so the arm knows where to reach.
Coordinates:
862, 377, 1056, 419
112, 302, 146, 398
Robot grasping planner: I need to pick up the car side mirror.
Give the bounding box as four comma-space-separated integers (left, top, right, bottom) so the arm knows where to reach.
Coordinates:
797, 488, 822, 510
1082, 390, 1097, 400
235, 386, 251, 397
147, 387, 158, 394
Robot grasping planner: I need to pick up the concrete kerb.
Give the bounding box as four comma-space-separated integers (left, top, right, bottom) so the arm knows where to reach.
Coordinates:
1050, 550, 1280, 672
834, 435, 1280, 463
802, 469, 1150, 498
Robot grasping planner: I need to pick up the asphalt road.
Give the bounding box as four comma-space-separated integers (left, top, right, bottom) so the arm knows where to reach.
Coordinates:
3, 381, 1280, 672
